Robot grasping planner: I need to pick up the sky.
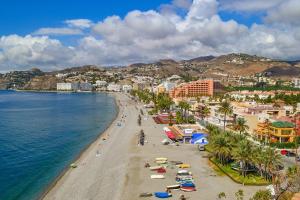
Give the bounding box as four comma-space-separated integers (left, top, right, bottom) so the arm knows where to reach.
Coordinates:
0, 0, 299, 71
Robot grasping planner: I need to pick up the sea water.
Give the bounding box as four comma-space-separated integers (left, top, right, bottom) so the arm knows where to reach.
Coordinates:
0, 91, 117, 200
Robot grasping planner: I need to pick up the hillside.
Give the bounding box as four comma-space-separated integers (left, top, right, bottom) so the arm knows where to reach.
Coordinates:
0, 53, 299, 90
123, 53, 299, 79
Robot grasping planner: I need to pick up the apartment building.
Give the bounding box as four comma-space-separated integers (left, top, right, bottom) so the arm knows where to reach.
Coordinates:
169, 79, 214, 98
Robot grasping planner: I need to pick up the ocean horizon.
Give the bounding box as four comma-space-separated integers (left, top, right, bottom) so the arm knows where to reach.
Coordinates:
0, 90, 117, 200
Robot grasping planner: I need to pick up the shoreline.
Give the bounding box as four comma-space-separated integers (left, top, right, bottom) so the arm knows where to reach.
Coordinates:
38, 93, 121, 200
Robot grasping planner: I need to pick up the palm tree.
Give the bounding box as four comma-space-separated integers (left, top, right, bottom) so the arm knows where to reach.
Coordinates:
252, 146, 267, 178
168, 112, 174, 126
199, 105, 211, 121
178, 101, 191, 122
263, 119, 271, 144
211, 134, 232, 165
234, 118, 249, 135
218, 100, 233, 131
232, 140, 253, 177
264, 147, 282, 186
178, 101, 185, 114
175, 111, 183, 124
157, 94, 174, 112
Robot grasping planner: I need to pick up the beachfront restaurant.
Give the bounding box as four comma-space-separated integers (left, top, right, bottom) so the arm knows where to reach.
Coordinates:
169, 124, 207, 144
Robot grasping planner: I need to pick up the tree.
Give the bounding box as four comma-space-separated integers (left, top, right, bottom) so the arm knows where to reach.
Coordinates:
234, 118, 249, 135
232, 140, 253, 178
156, 93, 174, 112
175, 111, 183, 124
264, 147, 282, 194
218, 100, 233, 131
168, 112, 174, 126
211, 134, 232, 165
217, 192, 226, 199
249, 190, 272, 200
235, 189, 244, 200
178, 101, 191, 122
252, 146, 267, 178
199, 105, 211, 121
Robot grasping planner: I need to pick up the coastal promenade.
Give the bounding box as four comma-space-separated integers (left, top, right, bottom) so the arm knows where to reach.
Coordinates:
43, 93, 264, 200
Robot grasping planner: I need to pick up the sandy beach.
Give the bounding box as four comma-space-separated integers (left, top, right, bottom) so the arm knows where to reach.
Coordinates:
43, 93, 264, 200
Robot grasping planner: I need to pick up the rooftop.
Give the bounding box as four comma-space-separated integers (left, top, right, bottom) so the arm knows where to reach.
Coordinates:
271, 121, 295, 128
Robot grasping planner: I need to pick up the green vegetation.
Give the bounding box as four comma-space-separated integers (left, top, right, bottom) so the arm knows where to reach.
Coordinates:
270, 142, 298, 149
131, 90, 195, 124
206, 124, 280, 185
249, 190, 272, 200
210, 158, 270, 185
218, 100, 233, 131
226, 85, 300, 92
233, 118, 249, 135
198, 105, 211, 121
226, 91, 300, 109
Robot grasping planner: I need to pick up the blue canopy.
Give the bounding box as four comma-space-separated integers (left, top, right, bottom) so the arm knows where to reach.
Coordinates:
191, 133, 208, 145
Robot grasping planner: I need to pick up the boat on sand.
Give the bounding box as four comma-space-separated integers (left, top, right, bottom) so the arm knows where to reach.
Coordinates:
151, 175, 165, 179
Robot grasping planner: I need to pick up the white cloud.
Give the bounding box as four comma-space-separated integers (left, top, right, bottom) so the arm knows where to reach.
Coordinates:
187, 0, 218, 20
65, 19, 93, 29
264, 0, 300, 26
219, 0, 284, 12
0, 35, 74, 71
1, 0, 300, 71
33, 27, 83, 36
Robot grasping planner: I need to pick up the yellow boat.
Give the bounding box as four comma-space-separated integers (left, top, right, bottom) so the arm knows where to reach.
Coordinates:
177, 164, 191, 168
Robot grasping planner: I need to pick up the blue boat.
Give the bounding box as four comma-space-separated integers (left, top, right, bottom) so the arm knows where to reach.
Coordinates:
181, 182, 195, 187
154, 192, 172, 198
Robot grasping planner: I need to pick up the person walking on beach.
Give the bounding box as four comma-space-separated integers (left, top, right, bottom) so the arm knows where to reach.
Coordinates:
179, 194, 186, 200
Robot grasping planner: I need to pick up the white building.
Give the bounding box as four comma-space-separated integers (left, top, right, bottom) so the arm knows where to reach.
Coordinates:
57, 83, 79, 91
79, 83, 93, 91
95, 80, 107, 87
293, 78, 300, 88
122, 85, 132, 92
107, 84, 121, 92
162, 81, 176, 91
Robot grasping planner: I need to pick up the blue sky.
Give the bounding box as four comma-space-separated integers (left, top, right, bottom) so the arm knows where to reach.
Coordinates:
0, 0, 263, 36
0, 0, 171, 35
0, 0, 299, 71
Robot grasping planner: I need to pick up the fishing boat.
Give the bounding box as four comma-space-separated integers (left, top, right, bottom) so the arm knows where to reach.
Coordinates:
155, 157, 168, 161
180, 187, 196, 192
156, 160, 167, 164
177, 164, 191, 168
166, 184, 180, 189
181, 182, 195, 187
151, 174, 165, 179
149, 166, 162, 170
154, 192, 172, 198
139, 192, 153, 197
156, 168, 166, 173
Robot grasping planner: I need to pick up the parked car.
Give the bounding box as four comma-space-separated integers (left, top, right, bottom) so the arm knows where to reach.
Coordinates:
198, 144, 205, 151
286, 151, 296, 157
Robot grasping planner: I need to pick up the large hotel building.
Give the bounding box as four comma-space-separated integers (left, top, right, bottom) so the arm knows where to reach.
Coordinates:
169, 79, 214, 98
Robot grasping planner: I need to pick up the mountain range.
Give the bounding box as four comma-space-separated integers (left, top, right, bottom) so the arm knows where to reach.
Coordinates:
0, 53, 299, 90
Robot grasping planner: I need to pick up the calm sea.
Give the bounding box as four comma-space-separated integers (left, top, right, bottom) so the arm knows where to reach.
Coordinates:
0, 90, 117, 200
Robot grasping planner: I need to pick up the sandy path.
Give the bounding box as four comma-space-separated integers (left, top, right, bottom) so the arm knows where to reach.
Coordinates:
43, 93, 139, 200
